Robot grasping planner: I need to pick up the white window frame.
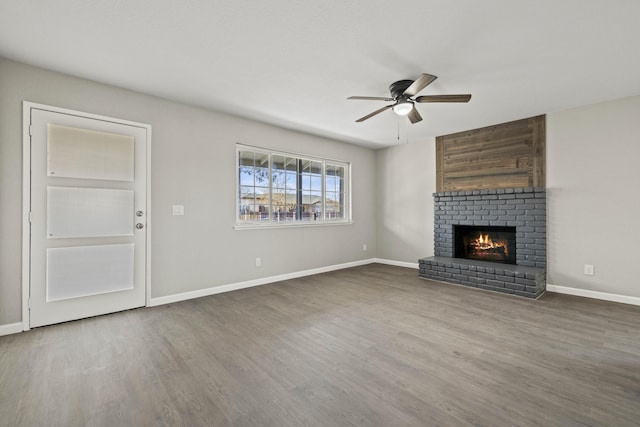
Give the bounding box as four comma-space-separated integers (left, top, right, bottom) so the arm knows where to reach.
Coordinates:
235, 144, 352, 229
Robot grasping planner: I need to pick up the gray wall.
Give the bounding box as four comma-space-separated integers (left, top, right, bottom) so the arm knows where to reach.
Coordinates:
0, 58, 377, 325
375, 139, 435, 263
546, 95, 640, 298
377, 95, 640, 300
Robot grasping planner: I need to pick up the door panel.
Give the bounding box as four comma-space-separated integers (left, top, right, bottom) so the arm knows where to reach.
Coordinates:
29, 108, 148, 328
47, 123, 135, 181
47, 187, 134, 238
46, 244, 134, 301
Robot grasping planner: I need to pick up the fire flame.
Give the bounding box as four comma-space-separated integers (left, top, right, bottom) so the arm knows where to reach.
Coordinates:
475, 233, 494, 249
472, 233, 508, 255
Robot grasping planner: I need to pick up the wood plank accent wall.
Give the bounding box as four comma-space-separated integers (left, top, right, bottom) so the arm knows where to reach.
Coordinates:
435, 115, 545, 192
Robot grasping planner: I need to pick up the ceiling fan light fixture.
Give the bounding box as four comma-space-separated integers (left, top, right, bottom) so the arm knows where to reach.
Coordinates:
392, 101, 413, 116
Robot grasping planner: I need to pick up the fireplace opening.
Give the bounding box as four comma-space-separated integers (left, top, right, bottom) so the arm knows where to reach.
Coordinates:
454, 225, 516, 265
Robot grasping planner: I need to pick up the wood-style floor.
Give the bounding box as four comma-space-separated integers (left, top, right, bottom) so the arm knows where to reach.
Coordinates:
1, 264, 639, 426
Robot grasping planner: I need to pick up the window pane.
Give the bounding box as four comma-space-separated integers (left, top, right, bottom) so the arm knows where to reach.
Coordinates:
285, 172, 297, 189
272, 175, 285, 189
239, 167, 254, 186
240, 185, 254, 198
325, 175, 336, 192
310, 161, 322, 193
272, 155, 284, 170
301, 174, 311, 190
272, 204, 284, 221
284, 157, 297, 172
255, 152, 269, 167
255, 185, 269, 195
272, 189, 285, 205
326, 164, 344, 198
310, 175, 322, 191
310, 161, 322, 175
325, 191, 339, 219
272, 155, 286, 189
257, 204, 270, 221
239, 151, 254, 167
254, 167, 268, 185
335, 167, 345, 202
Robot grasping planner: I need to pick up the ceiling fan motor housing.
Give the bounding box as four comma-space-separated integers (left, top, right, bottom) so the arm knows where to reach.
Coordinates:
389, 80, 414, 100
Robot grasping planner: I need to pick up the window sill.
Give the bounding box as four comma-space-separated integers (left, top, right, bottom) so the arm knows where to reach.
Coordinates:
233, 220, 354, 230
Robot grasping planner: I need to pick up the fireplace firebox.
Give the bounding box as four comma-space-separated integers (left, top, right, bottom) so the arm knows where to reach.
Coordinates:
454, 225, 516, 265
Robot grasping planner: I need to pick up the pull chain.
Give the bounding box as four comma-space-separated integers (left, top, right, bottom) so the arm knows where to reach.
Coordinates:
406, 121, 409, 144
396, 118, 410, 144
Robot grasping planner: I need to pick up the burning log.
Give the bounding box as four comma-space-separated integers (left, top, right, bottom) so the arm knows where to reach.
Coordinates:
467, 233, 508, 257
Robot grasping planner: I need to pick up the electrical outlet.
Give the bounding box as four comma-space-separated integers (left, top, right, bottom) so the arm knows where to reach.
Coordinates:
584, 264, 594, 276
255, 257, 261, 267
172, 205, 184, 216
363, 244, 367, 252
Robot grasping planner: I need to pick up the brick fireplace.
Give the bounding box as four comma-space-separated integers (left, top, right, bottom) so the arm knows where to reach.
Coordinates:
419, 187, 546, 298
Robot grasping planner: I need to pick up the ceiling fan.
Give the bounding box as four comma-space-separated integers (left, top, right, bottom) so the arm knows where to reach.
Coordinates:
348, 73, 471, 124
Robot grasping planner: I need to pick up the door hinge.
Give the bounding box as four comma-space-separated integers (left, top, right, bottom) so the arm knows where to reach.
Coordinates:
28, 298, 31, 309
28, 125, 33, 136
28, 211, 32, 223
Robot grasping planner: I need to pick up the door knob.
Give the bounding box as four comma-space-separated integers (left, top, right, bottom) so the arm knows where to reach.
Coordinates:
136, 210, 144, 217
136, 223, 144, 229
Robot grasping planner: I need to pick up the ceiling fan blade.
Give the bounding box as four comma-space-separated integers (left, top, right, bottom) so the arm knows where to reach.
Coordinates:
403, 73, 438, 97
415, 94, 472, 103
355, 105, 393, 122
348, 96, 395, 101
407, 107, 422, 124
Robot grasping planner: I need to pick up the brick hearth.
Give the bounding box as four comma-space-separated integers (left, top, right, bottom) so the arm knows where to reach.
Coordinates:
419, 187, 546, 298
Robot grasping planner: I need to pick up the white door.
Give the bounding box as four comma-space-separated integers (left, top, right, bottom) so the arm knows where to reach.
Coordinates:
28, 106, 149, 328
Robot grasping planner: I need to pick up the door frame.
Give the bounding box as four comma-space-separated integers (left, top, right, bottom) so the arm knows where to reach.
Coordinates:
21, 101, 152, 331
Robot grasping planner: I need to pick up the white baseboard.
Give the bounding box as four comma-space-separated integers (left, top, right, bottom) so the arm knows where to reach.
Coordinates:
546, 284, 640, 307
0, 322, 23, 337
374, 258, 419, 269
149, 258, 377, 307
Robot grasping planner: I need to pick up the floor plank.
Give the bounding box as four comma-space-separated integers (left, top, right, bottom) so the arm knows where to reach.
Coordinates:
1, 264, 639, 426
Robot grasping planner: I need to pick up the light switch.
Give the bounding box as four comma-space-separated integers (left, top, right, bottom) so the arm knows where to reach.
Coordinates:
172, 205, 184, 216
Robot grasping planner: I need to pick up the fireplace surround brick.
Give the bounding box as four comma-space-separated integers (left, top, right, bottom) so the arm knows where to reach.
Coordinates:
420, 187, 546, 298
433, 187, 546, 268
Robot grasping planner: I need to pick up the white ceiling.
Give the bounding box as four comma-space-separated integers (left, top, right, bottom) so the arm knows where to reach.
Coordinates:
2, 1, 640, 149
